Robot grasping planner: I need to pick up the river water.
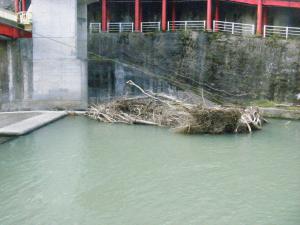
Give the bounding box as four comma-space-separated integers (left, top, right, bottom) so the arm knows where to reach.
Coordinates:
0, 117, 299, 225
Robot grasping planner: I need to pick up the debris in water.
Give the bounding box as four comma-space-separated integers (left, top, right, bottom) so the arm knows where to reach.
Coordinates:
86, 80, 266, 134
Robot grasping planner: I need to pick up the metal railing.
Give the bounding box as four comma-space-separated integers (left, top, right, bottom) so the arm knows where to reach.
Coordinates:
263, 25, 300, 39
167, 20, 206, 31
108, 22, 134, 33
87, 21, 300, 41
213, 20, 255, 36
17, 11, 32, 25
141, 22, 161, 32
89, 23, 102, 33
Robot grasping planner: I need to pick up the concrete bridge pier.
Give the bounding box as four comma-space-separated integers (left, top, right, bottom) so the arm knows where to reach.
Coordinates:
31, 0, 88, 110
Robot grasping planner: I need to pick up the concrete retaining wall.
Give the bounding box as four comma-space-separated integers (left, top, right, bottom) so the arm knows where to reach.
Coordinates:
88, 32, 300, 104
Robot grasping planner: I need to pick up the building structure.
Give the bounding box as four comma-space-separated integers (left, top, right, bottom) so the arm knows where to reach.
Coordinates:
1, 0, 300, 110
87, 0, 300, 35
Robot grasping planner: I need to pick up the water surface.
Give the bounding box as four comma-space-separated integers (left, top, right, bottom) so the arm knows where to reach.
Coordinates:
0, 117, 300, 225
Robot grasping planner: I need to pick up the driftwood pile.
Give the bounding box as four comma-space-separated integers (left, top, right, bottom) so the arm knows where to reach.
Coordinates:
86, 81, 265, 134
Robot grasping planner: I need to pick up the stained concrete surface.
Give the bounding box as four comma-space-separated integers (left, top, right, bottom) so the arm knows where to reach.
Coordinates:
0, 112, 41, 128
0, 111, 67, 137
261, 107, 300, 120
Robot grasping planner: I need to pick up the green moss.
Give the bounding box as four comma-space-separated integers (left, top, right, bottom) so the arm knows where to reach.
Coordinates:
286, 106, 300, 110
207, 32, 223, 42
144, 31, 160, 37
250, 99, 300, 111
250, 99, 278, 107
118, 33, 130, 44
265, 35, 287, 50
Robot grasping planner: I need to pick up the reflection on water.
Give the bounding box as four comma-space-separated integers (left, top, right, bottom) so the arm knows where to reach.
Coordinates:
0, 117, 300, 225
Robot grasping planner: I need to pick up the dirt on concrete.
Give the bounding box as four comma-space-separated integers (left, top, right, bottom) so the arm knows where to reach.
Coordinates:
0, 112, 42, 128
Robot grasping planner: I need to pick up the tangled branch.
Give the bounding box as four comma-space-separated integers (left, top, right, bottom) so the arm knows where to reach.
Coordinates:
86, 80, 266, 134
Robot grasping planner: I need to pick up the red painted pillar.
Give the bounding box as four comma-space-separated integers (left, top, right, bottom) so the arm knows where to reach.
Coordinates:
162, 0, 167, 32
135, 0, 140, 31
256, 0, 263, 35
21, 0, 26, 11
15, 0, 19, 13
214, 0, 220, 31
171, 0, 176, 31
102, 0, 107, 32
206, 0, 212, 31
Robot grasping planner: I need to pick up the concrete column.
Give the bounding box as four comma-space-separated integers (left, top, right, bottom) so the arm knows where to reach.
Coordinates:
171, 0, 176, 31
256, 0, 263, 35
214, 0, 220, 31
22, 0, 26, 11
102, 0, 107, 31
135, 0, 140, 31
15, 0, 19, 13
31, 0, 88, 110
162, 0, 167, 31
7, 43, 14, 103
206, 0, 212, 31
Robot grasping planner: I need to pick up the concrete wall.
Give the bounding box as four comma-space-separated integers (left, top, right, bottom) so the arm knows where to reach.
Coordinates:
0, 0, 13, 10
0, 0, 88, 111
0, 39, 33, 111
31, 0, 87, 110
88, 32, 300, 104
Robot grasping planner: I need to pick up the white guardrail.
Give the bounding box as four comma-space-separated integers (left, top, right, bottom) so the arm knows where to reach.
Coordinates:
213, 20, 255, 36
89, 23, 101, 33
89, 21, 300, 40
263, 25, 300, 39
17, 11, 32, 25
108, 22, 134, 33
0, 8, 32, 25
141, 22, 161, 32
167, 21, 206, 31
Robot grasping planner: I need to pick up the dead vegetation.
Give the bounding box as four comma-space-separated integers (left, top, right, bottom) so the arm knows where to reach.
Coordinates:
86, 80, 266, 134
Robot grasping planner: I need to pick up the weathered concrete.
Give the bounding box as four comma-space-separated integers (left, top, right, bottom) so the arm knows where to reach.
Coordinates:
0, 0, 88, 111
0, 0, 13, 10
31, 0, 87, 110
0, 111, 41, 128
88, 32, 300, 104
0, 111, 67, 135
0, 39, 33, 111
261, 107, 300, 120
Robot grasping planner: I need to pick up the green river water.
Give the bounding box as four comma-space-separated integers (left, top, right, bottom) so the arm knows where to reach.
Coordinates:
0, 117, 299, 225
